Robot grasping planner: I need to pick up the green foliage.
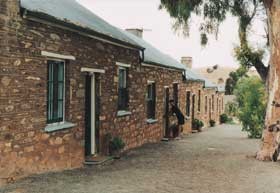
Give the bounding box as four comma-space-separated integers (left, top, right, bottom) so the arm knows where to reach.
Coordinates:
192, 119, 204, 130
160, 0, 263, 45
234, 76, 266, 138
225, 66, 248, 95
209, 119, 216, 127
220, 114, 229, 123
225, 101, 238, 117
160, 0, 268, 80
110, 137, 125, 151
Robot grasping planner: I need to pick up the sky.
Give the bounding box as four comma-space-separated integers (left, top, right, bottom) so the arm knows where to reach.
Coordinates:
76, 0, 262, 69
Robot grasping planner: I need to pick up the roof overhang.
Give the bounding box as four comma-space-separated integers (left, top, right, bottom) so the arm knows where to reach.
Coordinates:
142, 61, 185, 72
21, 8, 145, 51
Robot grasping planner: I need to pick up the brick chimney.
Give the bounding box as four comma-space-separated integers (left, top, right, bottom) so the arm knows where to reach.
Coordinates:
181, 57, 193, 69
126, 28, 143, 38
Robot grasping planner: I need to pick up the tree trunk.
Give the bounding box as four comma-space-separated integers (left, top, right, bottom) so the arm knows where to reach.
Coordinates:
257, 0, 280, 161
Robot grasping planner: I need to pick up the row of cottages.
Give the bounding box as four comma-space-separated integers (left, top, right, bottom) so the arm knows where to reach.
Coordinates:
0, 0, 224, 183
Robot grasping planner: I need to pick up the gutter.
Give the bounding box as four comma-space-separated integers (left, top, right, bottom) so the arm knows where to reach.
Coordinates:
21, 9, 145, 51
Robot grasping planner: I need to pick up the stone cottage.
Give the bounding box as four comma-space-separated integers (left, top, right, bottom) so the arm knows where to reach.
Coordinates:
0, 0, 224, 184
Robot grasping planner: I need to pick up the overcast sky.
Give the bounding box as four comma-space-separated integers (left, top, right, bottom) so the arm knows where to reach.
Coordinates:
77, 0, 245, 69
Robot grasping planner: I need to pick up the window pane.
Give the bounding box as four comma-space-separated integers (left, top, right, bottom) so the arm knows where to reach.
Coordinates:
58, 100, 64, 119
58, 82, 64, 100
147, 83, 156, 119
118, 67, 128, 110
47, 60, 65, 123
58, 63, 64, 81
119, 68, 126, 89
147, 85, 152, 99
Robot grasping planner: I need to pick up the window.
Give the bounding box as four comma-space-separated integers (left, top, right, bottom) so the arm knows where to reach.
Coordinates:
198, 90, 201, 112
173, 83, 179, 106
47, 60, 65, 124
186, 91, 191, 117
147, 83, 156, 119
205, 96, 208, 114
118, 67, 129, 111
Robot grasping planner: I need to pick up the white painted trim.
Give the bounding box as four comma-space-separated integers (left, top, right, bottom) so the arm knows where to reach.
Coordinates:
91, 74, 96, 155
116, 62, 131, 68
164, 86, 169, 88
81, 67, 105, 74
148, 80, 155, 84
42, 51, 76, 60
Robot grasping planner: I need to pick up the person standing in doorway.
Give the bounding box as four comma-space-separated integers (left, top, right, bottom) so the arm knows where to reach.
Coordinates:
169, 100, 185, 137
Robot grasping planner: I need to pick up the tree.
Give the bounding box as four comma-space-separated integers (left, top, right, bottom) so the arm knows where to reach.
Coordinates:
234, 76, 266, 138
160, 0, 280, 161
225, 66, 248, 95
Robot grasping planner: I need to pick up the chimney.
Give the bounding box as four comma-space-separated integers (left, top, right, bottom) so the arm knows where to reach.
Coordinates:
181, 56, 193, 69
126, 28, 143, 38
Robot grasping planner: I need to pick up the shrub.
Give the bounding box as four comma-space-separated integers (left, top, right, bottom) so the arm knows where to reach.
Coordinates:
234, 76, 266, 138
209, 119, 216, 127
110, 137, 125, 152
220, 114, 229, 123
225, 101, 238, 117
192, 119, 204, 130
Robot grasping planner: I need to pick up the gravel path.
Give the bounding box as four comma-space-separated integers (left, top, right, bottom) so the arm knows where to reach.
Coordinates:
2, 124, 280, 193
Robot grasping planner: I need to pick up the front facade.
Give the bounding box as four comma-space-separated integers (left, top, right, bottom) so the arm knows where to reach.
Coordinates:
0, 0, 224, 184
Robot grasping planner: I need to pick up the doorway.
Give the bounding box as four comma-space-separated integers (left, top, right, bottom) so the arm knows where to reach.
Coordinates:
163, 87, 170, 137
85, 74, 100, 157
192, 95, 196, 123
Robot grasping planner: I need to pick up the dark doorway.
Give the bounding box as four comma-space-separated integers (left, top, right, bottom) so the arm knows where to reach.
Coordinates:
209, 98, 212, 120
164, 87, 170, 137
192, 95, 196, 123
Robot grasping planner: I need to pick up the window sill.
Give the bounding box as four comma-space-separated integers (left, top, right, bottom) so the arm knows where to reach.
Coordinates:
44, 122, 76, 133
117, 110, 132, 117
146, 119, 158, 124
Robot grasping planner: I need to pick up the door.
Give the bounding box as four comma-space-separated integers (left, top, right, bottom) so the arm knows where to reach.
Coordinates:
209, 98, 212, 120
85, 74, 100, 156
164, 87, 170, 137
192, 95, 195, 122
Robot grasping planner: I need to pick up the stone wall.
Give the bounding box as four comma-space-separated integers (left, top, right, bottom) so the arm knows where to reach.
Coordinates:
179, 80, 225, 131
0, 0, 183, 184
201, 89, 225, 127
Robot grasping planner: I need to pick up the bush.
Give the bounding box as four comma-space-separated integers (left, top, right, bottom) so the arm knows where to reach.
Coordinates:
209, 119, 216, 127
110, 137, 125, 152
220, 114, 229, 123
192, 119, 204, 130
225, 101, 238, 117
234, 76, 266, 138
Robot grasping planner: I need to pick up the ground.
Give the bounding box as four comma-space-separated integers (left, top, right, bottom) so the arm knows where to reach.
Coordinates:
2, 124, 280, 193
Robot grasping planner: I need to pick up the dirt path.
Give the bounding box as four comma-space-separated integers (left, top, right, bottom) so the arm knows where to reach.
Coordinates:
1, 124, 280, 193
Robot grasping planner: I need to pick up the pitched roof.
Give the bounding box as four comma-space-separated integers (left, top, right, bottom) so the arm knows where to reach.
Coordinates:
122, 30, 186, 70
20, 0, 143, 50
185, 69, 225, 92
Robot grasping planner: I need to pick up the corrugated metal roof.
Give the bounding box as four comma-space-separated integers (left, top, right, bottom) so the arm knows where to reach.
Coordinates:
185, 69, 226, 92
217, 85, 225, 92
20, 0, 143, 49
122, 30, 186, 70
20, 0, 222, 87
184, 68, 205, 82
